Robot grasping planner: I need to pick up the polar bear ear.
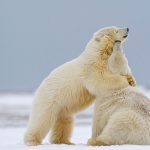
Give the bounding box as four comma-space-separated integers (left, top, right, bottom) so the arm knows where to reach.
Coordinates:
94, 32, 105, 42
95, 37, 101, 42
94, 33, 110, 42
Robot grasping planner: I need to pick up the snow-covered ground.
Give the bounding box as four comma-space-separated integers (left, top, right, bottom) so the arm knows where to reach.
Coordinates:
2, 127, 150, 150
0, 86, 150, 150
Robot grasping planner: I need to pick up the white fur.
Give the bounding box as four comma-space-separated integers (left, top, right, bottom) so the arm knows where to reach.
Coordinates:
90, 87, 150, 145
24, 26, 130, 146
89, 42, 150, 145
108, 42, 131, 75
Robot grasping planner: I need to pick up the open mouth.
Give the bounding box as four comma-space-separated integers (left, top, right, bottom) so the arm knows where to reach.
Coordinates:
123, 35, 128, 38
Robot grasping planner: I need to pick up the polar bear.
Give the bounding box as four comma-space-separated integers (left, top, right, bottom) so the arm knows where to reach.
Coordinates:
24, 26, 135, 146
88, 41, 150, 146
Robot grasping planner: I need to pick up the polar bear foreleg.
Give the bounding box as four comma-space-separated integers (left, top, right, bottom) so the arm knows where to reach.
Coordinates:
50, 115, 74, 144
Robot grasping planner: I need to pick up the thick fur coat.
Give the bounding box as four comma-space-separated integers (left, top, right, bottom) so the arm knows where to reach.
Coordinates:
24, 27, 134, 146
88, 41, 150, 146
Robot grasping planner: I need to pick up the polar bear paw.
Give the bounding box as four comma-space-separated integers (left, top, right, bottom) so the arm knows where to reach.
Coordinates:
51, 140, 74, 145
87, 138, 107, 146
127, 75, 136, 87
25, 140, 41, 146
24, 134, 41, 146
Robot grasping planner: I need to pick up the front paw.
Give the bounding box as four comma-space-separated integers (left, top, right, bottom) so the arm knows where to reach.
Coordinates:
87, 138, 98, 146
87, 138, 106, 146
51, 140, 74, 145
127, 75, 136, 87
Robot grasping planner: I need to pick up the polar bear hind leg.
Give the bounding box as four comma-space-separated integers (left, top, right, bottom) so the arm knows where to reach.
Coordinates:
24, 100, 59, 146
95, 109, 147, 145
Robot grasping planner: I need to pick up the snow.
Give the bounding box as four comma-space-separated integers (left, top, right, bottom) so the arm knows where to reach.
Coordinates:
0, 87, 150, 150
1, 127, 150, 150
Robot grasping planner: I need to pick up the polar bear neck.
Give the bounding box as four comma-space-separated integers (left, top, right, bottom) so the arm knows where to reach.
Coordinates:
100, 86, 137, 102
81, 36, 114, 73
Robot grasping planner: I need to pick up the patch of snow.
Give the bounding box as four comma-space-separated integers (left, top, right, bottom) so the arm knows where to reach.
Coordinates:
0, 87, 150, 150
1, 127, 150, 150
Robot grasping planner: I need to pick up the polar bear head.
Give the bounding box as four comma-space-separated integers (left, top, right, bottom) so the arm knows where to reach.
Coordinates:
94, 26, 129, 43
84, 26, 130, 74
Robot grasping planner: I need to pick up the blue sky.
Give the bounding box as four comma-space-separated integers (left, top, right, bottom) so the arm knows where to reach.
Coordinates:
0, 0, 150, 91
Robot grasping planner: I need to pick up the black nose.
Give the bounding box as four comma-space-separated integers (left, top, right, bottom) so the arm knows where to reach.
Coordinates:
127, 28, 129, 32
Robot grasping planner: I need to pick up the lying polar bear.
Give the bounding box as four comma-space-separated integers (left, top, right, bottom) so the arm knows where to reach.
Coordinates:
24, 26, 135, 146
88, 41, 150, 146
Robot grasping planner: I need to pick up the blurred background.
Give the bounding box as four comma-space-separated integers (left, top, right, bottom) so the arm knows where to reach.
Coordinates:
1, 0, 150, 92
0, 0, 150, 127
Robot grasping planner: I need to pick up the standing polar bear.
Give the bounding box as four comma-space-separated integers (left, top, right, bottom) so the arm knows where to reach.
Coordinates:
24, 26, 135, 146
88, 41, 150, 146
